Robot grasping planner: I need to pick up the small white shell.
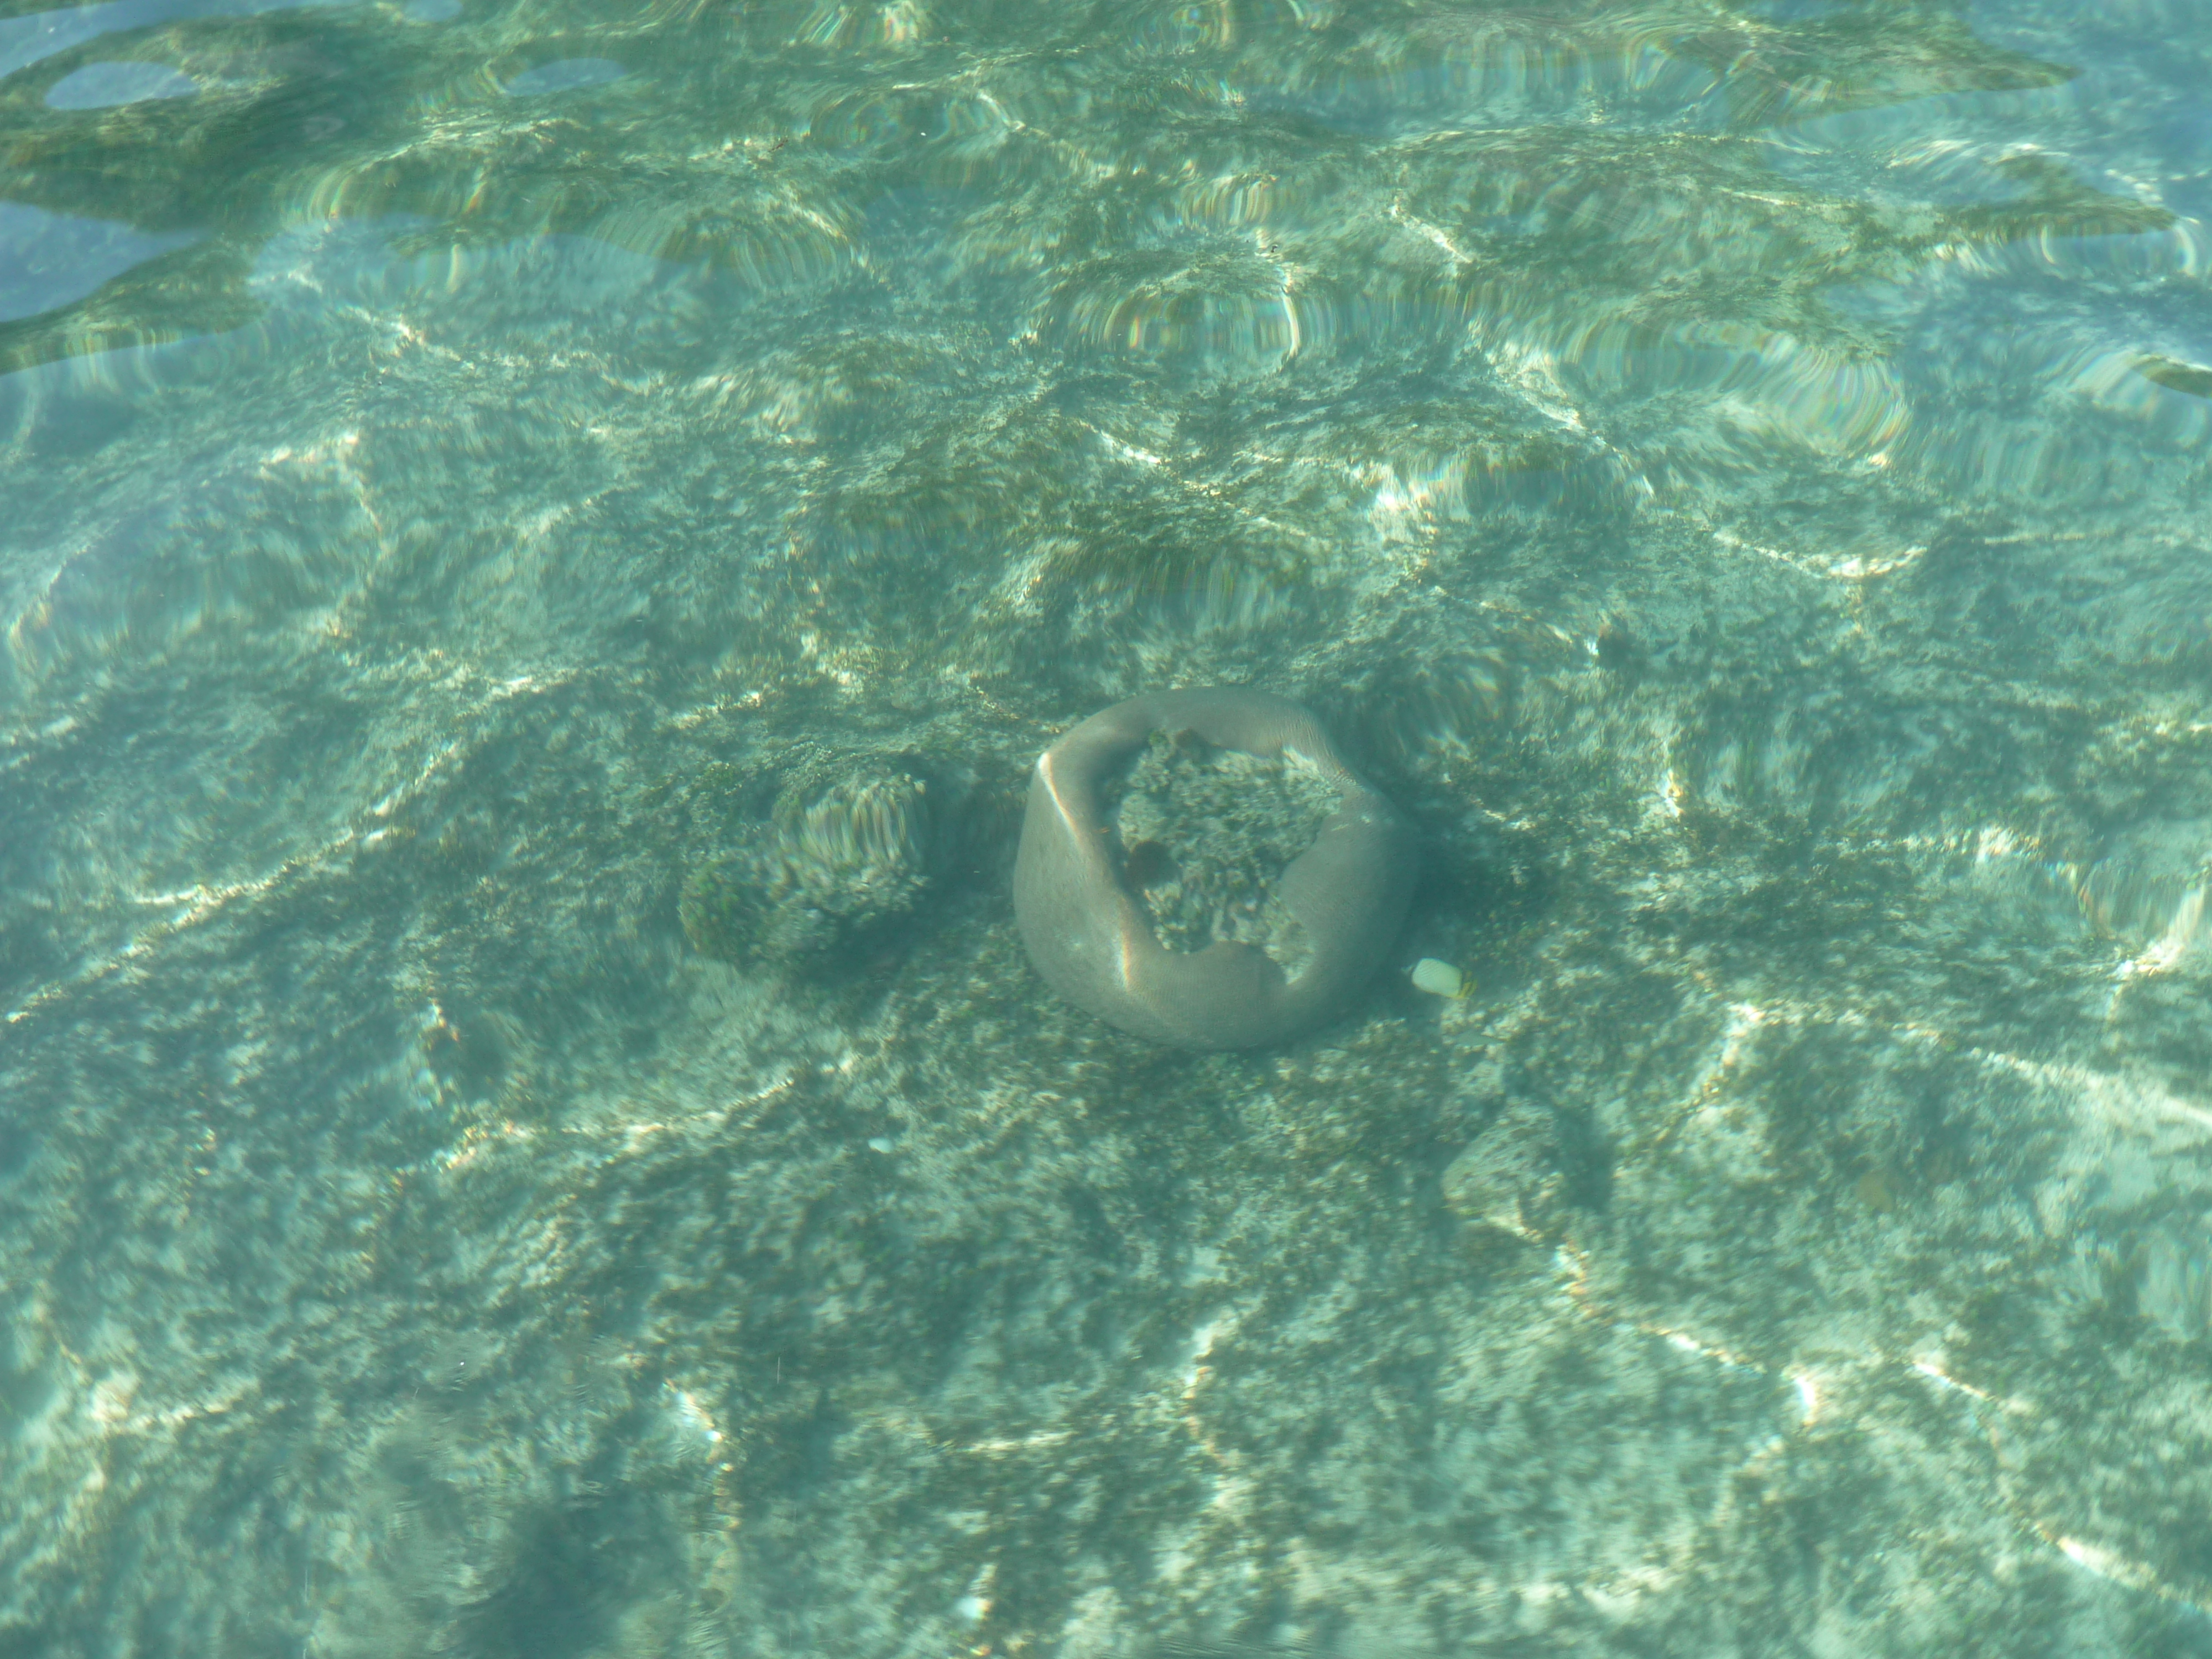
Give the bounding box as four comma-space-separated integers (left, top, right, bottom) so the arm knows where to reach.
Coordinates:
1411, 957, 1465, 999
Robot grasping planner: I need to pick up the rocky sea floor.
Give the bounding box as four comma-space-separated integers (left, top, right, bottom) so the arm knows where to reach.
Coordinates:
5, 0, 2212, 1653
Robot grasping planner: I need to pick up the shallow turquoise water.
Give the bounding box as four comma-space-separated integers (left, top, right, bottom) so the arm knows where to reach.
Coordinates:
4, 0, 2212, 1652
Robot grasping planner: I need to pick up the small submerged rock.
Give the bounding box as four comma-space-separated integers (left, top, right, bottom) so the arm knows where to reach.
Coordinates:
1444, 1102, 1567, 1245
1013, 688, 1416, 1050
681, 750, 972, 974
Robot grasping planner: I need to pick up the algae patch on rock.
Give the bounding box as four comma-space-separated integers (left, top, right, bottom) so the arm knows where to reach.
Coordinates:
680, 751, 969, 974
1106, 726, 1343, 979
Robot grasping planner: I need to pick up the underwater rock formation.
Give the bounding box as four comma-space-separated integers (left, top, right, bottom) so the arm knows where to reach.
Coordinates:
1013, 688, 1416, 1049
680, 750, 969, 973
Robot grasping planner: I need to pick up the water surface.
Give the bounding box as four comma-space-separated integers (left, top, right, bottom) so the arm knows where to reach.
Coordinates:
4, 0, 2212, 1652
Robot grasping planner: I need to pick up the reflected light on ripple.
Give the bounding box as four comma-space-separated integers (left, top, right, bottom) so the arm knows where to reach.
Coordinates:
2054, 829, 2212, 964
1940, 215, 2208, 286
1128, 0, 1234, 56
1249, 17, 1721, 134
2078, 349, 2212, 448
2139, 1222, 2212, 1344
1364, 648, 1517, 771
810, 85, 1021, 189
1366, 441, 1621, 538
0, 204, 200, 325
280, 155, 858, 295
787, 0, 931, 49
1895, 326, 2212, 497
1531, 315, 1912, 461
45, 60, 199, 109
501, 57, 626, 97
4, 436, 384, 712
1045, 250, 1302, 375
1132, 555, 1301, 639
1161, 171, 1285, 231
1712, 18, 2072, 128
